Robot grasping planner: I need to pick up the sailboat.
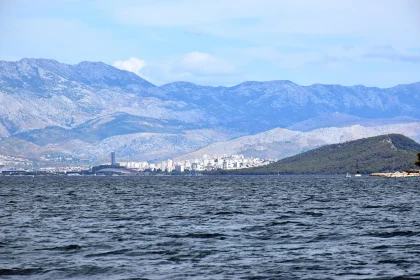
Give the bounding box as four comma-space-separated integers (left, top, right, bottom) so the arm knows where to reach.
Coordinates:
355, 159, 362, 177
346, 172, 351, 178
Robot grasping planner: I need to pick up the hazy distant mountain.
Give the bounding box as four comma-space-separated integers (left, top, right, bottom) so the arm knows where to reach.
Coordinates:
175, 123, 420, 161
1, 58, 420, 163
287, 113, 419, 132
208, 134, 420, 175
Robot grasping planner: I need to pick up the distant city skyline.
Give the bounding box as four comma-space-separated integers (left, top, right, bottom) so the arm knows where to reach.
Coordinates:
1, 0, 419, 87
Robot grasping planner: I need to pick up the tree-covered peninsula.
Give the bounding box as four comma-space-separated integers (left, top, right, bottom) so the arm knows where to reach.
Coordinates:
206, 134, 420, 175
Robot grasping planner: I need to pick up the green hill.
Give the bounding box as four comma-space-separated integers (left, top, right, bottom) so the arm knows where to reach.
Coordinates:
207, 134, 420, 175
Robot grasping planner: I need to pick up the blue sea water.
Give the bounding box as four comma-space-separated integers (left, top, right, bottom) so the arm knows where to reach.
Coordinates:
1, 175, 420, 279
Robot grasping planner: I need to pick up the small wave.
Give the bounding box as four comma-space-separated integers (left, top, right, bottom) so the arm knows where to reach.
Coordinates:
386, 205, 414, 212
120, 277, 151, 280
37, 244, 82, 251
167, 232, 224, 239
300, 195, 315, 202
264, 203, 281, 207
335, 271, 371, 276
275, 215, 294, 219
214, 211, 243, 216
185, 233, 224, 239
146, 250, 178, 256
388, 276, 420, 280
366, 231, 419, 238
155, 240, 184, 247
314, 199, 333, 203
191, 250, 215, 262
266, 221, 307, 227
362, 205, 383, 208
378, 259, 410, 264
240, 276, 271, 280
0, 268, 44, 276
242, 225, 267, 232
167, 215, 201, 220
301, 211, 323, 217
85, 248, 132, 257
306, 265, 329, 271
167, 256, 183, 263
307, 234, 343, 242
372, 245, 390, 249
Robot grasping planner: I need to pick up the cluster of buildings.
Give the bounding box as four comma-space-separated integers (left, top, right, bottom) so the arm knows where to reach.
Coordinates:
39, 153, 86, 164
0, 154, 33, 169
0, 151, 276, 176
119, 154, 277, 172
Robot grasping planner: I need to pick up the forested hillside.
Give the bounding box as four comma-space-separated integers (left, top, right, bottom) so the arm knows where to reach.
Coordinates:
207, 134, 420, 175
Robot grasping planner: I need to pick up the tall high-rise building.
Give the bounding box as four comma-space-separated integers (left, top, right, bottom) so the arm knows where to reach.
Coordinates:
167, 159, 173, 172
222, 160, 228, 170
161, 161, 167, 171
111, 152, 116, 165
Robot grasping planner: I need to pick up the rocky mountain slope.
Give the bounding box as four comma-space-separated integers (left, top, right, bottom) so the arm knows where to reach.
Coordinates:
1, 58, 420, 163
0, 58, 210, 137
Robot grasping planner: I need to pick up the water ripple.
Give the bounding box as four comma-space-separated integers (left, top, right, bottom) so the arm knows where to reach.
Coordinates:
1, 175, 419, 279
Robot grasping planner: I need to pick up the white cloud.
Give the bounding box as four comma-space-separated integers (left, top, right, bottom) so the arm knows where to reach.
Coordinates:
113, 57, 147, 76
177, 52, 237, 76
124, 52, 241, 86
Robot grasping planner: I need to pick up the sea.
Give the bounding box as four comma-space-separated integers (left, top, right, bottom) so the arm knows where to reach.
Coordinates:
1, 175, 419, 280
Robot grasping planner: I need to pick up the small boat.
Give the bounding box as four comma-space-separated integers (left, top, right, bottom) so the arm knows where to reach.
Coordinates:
346, 172, 351, 178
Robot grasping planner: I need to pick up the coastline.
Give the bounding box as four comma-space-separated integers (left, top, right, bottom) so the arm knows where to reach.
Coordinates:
370, 171, 420, 178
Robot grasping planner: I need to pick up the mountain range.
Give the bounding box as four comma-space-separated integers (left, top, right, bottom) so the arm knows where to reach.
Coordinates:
1, 58, 420, 164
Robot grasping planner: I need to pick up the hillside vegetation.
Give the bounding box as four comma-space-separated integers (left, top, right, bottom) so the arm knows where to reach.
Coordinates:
207, 134, 420, 175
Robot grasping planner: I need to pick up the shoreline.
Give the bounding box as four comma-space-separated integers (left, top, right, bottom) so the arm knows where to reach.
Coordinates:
370, 171, 420, 178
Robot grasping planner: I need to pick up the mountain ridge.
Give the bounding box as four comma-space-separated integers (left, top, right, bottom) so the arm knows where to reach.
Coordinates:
1, 58, 420, 162
4, 58, 420, 89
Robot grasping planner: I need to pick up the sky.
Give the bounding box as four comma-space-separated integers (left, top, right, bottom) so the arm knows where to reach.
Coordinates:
0, 0, 419, 87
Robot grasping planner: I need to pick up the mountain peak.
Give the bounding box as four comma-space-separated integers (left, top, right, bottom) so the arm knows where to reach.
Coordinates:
17, 58, 65, 70
0, 58, 156, 93
76, 60, 107, 66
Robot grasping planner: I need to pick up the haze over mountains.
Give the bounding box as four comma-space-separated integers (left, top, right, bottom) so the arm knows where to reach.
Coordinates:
1, 58, 420, 163
174, 123, 420, 161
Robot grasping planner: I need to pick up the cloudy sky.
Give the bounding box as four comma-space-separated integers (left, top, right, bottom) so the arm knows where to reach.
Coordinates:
1, 0, 419, 87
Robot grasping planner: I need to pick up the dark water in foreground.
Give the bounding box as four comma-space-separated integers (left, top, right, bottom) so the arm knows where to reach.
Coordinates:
1, 176, 420, 280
